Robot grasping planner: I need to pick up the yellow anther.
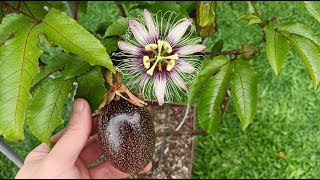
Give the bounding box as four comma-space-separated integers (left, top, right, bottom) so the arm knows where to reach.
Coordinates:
143, 56, 150, 69
163, 41, 172, 53
145, 44, 158, 51
166, 59, 176, 71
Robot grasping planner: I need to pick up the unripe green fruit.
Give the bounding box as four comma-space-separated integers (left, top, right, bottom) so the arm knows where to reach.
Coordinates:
242, 44, 259, 60
196, 1, 217, 38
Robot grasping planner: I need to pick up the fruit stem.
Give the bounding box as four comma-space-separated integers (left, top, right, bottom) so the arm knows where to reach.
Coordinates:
116, 85, 147, 107
101, 69, 147, 108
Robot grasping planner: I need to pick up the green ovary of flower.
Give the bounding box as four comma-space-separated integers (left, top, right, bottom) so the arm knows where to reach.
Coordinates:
143, 40, 179, 76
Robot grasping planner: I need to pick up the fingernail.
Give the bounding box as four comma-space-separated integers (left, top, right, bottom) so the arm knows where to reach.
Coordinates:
73, 100, 84, 113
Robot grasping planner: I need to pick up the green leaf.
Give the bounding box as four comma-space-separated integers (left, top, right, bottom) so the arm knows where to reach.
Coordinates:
146, 1, 188, 19
247, 18, 262, 26
178, 1, 197, 14
103, 17, 129, 38
31, 52, 71, 89
37, 34, 64, 65
20, 1, 47, 20
40, 8, 114, 72
39, 46, 64, 65
147, 1, 180, 13
31, 65, 63, 91
75, 66, 107, 112
264, 24, 289, 76
0, 9, 5, 23
27, 77, 73, 144
232, 60, 258, 129
69, 1, 88, 14
63, 54, 91, 80
237, 15, 259, 21
119, 1, 155, 11
0, 17, 41, 140
6, 1, 47, 20
276, 22, 320, 46
197, 62, 233, 133
44, 1, 67, 12
188, 56, 229, 105
247, 1, 256, 15
302, 1, 320, 23
37, 33, 65, 66
237, 14, 262, 26
100, 36, 120, 53
0, 13, 27, 46
37, 33, 54, 54
284, 34, 320, 89
5, 1, 47, 20
95, 21, 113, 36
211, 39, 224, 52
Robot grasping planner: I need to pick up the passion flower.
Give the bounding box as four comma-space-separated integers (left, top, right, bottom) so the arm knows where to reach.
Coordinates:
115, 9, 206, 106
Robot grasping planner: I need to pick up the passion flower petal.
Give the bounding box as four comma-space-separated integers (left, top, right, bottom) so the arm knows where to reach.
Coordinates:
176, 44, 206, 56
143, 9, 159, 42
154, 75, 167, 105
175, 59, 196, 73
129, 20, 150, 46
170, 71, 187, 90
166, 18, 193, 47
118, 41, 141, 55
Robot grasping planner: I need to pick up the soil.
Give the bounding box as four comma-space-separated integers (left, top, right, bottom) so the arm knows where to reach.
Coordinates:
131, 101, 196, 179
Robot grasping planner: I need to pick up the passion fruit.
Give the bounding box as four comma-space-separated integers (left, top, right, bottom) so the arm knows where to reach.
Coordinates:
97, 97, 155, 175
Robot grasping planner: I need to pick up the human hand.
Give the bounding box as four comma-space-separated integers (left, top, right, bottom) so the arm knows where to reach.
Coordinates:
15, 98, 152, 179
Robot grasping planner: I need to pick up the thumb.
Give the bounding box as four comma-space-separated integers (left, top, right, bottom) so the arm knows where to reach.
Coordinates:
48, 98, 92, 164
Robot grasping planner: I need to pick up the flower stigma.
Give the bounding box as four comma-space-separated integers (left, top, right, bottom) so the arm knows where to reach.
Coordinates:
144, 40, 179, 76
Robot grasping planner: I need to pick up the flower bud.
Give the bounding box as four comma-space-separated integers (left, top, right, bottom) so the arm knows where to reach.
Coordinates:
196, 1, 217, 38
242, 44, 259, 60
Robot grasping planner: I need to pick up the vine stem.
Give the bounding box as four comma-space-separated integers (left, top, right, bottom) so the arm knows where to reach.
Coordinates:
0, 1, 35, 20
73, 1, 79, 20
1, 7, 4, 17
274, 9, 295, 23
196, 49, 241, 56
17, 1, 21, 10
250, 1, 262, 20
115, 2, 126, 18
196, 36, 266, 57
0, 2, 21, 13
22, 1, 35, 19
